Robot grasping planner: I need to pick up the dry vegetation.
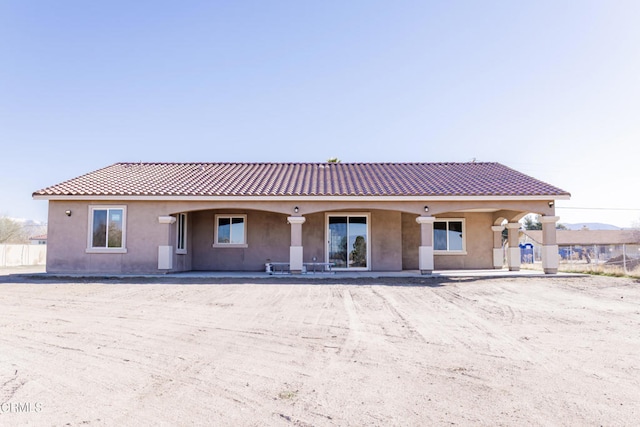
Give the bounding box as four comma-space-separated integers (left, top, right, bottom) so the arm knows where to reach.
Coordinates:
556, 258, 640, 278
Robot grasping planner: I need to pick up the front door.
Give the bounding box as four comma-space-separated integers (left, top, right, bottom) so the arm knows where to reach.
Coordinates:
327, 214, 369, 270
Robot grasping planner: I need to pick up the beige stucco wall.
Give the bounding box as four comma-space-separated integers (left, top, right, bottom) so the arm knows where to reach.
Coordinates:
299, 210, 403, 271
434, 212, 493, 269
370, 210, 403, 271
402, 213, 421, 270
191, 210, 290, 271
45, 198, 555, 274
167, 213, 192, 272
190, 209, 404, 271
300, 212, 325, 263
401, 212, 494, 269
47, 201, 177, 274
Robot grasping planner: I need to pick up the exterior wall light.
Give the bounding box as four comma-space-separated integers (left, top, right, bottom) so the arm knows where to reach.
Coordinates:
65, 210, 72, 217
548, 201, 554, 208
294, 206, 299, 213
424, 206, 429, 212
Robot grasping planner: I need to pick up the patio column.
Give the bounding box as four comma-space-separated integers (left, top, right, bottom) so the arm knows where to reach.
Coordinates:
287, 216, 306, 274
506, 222, 521, 271
540, 215, 560, 274
416, 216, 435, 274
491, 225, 505, 269
157, 216, 176, 270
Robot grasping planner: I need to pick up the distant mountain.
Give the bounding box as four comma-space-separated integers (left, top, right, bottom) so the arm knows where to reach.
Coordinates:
8, 217, 47, 237
11, 218, 46, 226
561, 223, 622, 231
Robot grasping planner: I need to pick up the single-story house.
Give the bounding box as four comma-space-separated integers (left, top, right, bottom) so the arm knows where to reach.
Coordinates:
32, 162, 570, 275
29, 234, 47, 245
522, 229, 640, 263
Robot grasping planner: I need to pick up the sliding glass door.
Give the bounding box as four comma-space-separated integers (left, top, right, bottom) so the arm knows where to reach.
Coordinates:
327, 214, 369, 270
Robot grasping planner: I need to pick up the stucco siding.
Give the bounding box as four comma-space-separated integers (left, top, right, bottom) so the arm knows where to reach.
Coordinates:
173, 218, 192, 272
401, 212, 494, 270
47, 201, 179, 274
45, 200, 511, 274
433, 213, 493, 269
402, 213, 420, 270
370, 210, 403, 271
301, 213, 325, 263
122, 201, 172, 273
191, 210, 290, 271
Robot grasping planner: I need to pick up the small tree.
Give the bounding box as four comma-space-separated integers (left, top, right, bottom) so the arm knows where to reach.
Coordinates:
0, 217, 27, 243
522, 214, 542, 230
523, 214, 567, 230
327, 157, 341, 163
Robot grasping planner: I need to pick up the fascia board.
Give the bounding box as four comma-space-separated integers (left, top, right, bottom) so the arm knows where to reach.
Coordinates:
33, 194, 571, 202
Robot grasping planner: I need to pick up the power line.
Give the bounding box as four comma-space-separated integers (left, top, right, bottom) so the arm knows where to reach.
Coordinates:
556, 207, 640, 211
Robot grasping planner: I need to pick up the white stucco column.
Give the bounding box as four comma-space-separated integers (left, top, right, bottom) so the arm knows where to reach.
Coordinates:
540, 215, 560, 274
416, 216, 436, 275
491, 225, 505, 269
287, 216, 306, 274
158, 216, 176, 270
506, 222, 521, 272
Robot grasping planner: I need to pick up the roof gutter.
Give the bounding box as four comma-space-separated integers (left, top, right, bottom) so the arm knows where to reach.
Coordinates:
33, 194, 571, 202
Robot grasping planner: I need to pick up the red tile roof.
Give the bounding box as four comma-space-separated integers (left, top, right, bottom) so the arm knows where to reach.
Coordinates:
33, 162, 570, 198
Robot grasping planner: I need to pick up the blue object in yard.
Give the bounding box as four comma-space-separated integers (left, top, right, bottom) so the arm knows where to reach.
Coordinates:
520, 243, 534, 263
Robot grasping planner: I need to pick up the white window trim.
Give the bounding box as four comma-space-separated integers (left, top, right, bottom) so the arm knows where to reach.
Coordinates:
325, 212, 371, 271
433, 218, 467, 255
176, 213, 187, 254
213, 214, 248, 248
86, 205, 127, 254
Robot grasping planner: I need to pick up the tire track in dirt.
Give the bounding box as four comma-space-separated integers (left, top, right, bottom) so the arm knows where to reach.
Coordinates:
370, 287, 428, 343
425, 283, 620, 416
0, 368, 23, 401
431, 287, 535, 357
339, 289, 363, 359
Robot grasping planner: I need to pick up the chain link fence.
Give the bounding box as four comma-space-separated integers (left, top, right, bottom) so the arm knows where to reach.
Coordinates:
557, 244, 640, 275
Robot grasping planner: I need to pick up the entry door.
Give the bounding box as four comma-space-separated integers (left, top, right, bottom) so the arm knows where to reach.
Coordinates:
327, 214, 369, 270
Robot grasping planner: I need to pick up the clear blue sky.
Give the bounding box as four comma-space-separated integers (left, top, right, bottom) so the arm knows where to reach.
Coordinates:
2, 1, 639, 227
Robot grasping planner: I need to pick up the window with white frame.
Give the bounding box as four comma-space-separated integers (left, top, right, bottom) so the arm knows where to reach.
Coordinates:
87, 206, 126, 252
214, 214, 247, 246
434, 219, 465, 253
176, 213, 187, 254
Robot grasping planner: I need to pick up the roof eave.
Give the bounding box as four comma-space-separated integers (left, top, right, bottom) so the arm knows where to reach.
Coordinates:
32, 194, 571, 202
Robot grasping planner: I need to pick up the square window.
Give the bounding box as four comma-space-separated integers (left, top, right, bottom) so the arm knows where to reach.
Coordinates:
214, 215, 247, 247
87, 206, 127, 253
433, 219, 465, 253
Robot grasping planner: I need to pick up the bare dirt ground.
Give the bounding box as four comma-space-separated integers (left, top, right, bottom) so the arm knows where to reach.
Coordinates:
1, 272, 639, 426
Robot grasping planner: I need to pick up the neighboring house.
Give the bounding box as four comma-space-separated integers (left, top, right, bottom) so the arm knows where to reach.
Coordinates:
32, 162, 570, 275
522, 229, 640, 263
29, 234, 47, 245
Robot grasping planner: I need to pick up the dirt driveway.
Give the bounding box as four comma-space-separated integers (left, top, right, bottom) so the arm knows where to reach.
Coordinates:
1, 274, 639, 426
